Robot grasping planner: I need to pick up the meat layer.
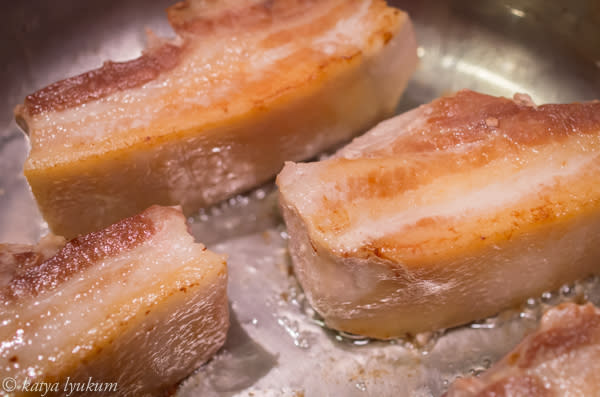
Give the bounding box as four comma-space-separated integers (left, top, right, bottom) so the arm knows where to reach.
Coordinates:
445, 303, 600, 397
16, 0, 418, 238
0, 206, 228, 396
277, 90, 600, 338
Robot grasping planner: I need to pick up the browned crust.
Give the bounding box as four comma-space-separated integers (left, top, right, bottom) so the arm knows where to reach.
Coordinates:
446, 303, 600, 396
17, 0, 395, 118
418, 90, 600, 149
168, 0, 328, 35
517, 303, 600, 369
313, 90, 600, 255
2, 207, 159, 301
0, 246, 49, 273
334, 90, 600, 200
330, 90, 600, 197
18, 43, 183, 116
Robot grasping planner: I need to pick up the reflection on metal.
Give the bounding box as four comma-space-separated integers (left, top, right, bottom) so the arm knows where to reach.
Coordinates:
454, 57, 528, 93
506, 6, 526, 18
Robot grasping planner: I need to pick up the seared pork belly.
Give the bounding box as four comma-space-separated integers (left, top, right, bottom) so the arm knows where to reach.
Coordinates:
0, 206, 228, 396
277, 90, 600, 338
445, 303, 600, 397
15, 0, 418, 239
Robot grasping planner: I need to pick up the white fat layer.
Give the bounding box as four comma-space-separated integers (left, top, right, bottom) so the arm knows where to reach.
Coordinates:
31, 38, 247, 146
248, 44, 295, 73
0, 219, 224, 379
335, 105, 424, 159
28, 0, 378, 155
333, 154, 597, 251
312, 0, 371, 54
279, 107, 425, 217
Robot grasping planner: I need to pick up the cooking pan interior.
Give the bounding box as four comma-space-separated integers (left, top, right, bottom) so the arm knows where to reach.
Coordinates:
1, 1, 599, 396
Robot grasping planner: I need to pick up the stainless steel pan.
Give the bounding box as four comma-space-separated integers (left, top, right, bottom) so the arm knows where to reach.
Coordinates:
1, 1, 599, 395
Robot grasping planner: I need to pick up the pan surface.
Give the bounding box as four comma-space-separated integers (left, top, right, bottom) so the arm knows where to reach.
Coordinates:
1, 1, 599, 395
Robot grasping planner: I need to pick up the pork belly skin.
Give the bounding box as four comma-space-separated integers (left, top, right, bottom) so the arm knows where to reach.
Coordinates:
16, 0, 418, 238
0, 206, 228, 396
277, 90, 600, 338
445, 303, 600, 397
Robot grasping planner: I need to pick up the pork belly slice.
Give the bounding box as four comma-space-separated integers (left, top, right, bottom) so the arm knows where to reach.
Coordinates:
445, 303, 600, 397
277, 90, 600, 338
0, 206, 228, 396
15, 0, 418, 239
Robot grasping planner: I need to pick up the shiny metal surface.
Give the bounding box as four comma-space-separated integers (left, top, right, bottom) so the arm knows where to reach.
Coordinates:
1, 1, 599, 396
